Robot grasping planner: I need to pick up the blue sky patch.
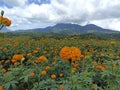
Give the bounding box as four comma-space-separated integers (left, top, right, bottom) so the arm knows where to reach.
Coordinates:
28, 0, 51, 5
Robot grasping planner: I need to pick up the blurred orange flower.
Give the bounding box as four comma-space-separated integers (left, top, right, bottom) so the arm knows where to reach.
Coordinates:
92, 84, 97, 89
96, 65, 105, 71
0, 86, 4, 90
45, 66, 50, 71
59, 73, 63, 77
51, 74, 56, 79
0, 16, 11, 26
29, 72, 35, 77
11, 54, 24, 63
35, 56, 47, 63
41, 70, 47, 75
58, 85, 64, 90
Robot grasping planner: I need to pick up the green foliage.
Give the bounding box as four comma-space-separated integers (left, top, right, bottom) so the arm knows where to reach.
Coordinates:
0, 34, 120, 90
0, 33, 4, 38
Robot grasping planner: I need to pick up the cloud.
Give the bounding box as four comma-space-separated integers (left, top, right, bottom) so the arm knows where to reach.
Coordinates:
1, 0, 120, 31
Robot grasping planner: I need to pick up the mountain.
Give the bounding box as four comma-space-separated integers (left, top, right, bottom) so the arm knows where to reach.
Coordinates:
0, 27, 11, 32
15, 23, 119, 35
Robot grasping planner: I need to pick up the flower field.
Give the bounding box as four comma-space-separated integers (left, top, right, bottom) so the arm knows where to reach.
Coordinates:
0, 35, 120, 90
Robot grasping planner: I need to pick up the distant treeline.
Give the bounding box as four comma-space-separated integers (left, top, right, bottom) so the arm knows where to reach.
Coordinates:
4, 32, 120, 40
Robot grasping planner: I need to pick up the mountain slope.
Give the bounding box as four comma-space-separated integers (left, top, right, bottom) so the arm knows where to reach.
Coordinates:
15, 23, 119, 35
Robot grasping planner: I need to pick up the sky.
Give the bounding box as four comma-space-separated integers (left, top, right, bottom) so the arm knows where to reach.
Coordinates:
0, 0, 120, 31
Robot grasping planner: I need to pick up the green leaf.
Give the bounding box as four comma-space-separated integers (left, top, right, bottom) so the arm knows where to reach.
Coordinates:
10, 80, 18, 84
50, 87, 57, 90
4, 83, 11, 90
24, 75, 29, 82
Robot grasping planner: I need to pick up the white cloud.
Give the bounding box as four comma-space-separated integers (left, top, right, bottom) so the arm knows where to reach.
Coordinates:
1, 0, 120, 31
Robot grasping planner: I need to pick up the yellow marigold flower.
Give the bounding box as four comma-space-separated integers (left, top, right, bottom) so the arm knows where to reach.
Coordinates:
29, 72, 35, 77
51, 74, 56, 79
0, 86, 4, 90
41, 70, 47, 75
60, 46, 82, 62
96, 65, 105, 71
45, 66, 50, 71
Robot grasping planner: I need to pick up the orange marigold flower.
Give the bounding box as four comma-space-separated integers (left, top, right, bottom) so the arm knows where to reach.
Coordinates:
12, 54, 24, 60
27, 53, 32, 57
92, 61, 98, 66
36, 48, 40, 50
52, 61, 56, 65
35, 56, 47, 63
5, 60, 10, 64
33, 50, 38, 54
60, 46, 82, 62
100, 53, 105, 57
116, 56, 120, 59
96, 65, 105, 71
0, 86, 4, 90
0, 65, 3, 69
72, 63, 79, 68
112, 64, 117, 67
51, 74, 56, 79
29, 72, 35, 77
45, 66, 50, 71
41, 70, 47, 75
92, 84, 97, 89
14, 62, 20, 66
12, 54, 24, 63
2, 17, 11, 26
58, 85, 64, 90
11, 59, 16, 63
59, 73, 63, 77
0, 16, 11, 26
2, 68, 6, 73
3, 48, 7, 51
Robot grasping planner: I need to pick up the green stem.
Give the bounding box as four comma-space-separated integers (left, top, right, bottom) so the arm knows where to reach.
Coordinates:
82, 57, 86, 72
